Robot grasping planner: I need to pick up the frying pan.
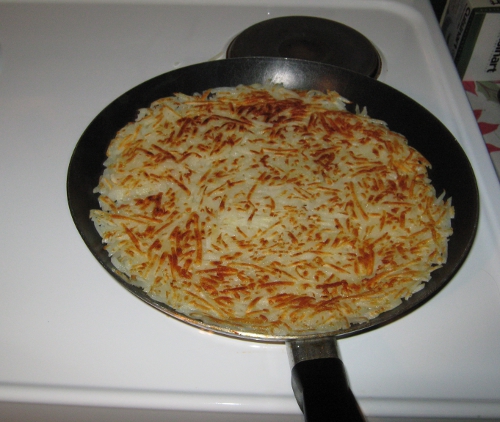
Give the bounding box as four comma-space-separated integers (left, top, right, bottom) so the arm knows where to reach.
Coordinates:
67, 57, 479, 421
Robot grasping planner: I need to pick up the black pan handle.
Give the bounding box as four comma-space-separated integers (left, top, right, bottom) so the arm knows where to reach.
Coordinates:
286, 337, 366, 422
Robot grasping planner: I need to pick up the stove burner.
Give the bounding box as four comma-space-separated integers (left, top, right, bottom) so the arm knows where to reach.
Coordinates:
227, 16, 382, 79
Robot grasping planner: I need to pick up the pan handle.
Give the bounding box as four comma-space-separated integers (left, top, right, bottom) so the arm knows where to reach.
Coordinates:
286, 337, 366, 422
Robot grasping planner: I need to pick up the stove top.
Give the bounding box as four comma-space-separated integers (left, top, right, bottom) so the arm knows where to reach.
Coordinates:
1, 1, 500, 421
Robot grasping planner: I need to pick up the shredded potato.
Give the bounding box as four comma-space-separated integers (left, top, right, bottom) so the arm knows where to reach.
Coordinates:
90, 84, 454, 335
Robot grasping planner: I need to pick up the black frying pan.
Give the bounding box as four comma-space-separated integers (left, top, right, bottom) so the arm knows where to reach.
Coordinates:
67, 58, 479, 421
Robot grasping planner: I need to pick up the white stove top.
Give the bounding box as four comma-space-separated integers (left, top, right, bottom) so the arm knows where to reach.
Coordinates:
1, 1, 500, 421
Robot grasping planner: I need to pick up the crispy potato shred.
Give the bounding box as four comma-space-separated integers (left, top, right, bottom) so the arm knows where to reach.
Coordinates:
90, 84, 454, 336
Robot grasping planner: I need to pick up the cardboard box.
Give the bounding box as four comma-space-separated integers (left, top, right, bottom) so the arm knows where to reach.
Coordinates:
441, 0, 500, 80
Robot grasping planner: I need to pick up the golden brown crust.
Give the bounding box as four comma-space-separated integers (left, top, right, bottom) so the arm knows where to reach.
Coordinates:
91, 84, 453, 335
